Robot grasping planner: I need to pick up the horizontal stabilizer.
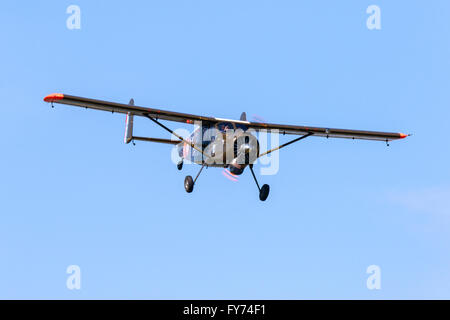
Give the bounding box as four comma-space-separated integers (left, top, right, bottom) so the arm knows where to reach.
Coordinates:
132, 136, 180, 144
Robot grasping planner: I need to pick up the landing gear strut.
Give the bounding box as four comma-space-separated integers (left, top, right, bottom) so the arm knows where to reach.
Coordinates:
184, 163, 206, 193
249, 164, 270, 201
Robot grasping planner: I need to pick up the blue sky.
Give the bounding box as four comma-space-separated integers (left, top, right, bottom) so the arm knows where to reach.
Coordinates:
1, 1, 450, 299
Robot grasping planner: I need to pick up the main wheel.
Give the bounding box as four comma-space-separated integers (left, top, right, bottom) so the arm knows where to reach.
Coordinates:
184, 175, 194, 193
259, 184, 270, 201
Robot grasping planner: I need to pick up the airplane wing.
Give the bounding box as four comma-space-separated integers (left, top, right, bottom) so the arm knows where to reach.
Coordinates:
44, 93, 408, 142
44, 93, 217, 124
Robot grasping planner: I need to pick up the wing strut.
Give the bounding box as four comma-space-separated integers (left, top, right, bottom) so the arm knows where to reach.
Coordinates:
259, 132, 314, 158
145, 115, 212, 160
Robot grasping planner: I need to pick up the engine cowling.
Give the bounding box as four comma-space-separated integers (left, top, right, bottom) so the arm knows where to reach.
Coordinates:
228, 135, 259, 175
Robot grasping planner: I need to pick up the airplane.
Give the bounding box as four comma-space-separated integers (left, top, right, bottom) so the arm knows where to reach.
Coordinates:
43, 93, 408, 201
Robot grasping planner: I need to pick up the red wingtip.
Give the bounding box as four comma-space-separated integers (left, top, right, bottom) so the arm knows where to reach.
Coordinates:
399, 133, 408, 139
43, 93, 64, 102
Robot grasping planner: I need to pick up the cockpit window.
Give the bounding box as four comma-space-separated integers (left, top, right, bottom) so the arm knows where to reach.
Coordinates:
235, 123, 248, 132
216, 122, 235, 132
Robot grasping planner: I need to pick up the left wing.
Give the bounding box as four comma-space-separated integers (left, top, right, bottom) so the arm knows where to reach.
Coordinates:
44, 93, 216, 124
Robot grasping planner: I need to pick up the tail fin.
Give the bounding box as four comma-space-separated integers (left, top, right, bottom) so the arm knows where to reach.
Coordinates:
124, 99, 134, 144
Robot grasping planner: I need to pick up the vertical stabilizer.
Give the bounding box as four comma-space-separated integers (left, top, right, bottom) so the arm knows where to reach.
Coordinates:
124, 99, 135, 144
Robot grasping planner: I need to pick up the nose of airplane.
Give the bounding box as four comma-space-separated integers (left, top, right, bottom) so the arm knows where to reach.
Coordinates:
236, 139, 258, 165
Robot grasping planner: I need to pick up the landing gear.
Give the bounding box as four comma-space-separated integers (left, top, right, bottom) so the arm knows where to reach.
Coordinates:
184, 175, 194, 193
184, 163, 206, 193
177, 160, 183, 171
249, 164, 270, 201
259, 184, 270, 201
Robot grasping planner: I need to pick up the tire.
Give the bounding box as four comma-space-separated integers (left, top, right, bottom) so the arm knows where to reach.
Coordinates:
184, 175, 194, 193
177, 161, 183, 171
259, 184, 270, 201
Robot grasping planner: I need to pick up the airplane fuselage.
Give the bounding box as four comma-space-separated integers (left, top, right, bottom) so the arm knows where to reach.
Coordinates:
177, 121, 259, 175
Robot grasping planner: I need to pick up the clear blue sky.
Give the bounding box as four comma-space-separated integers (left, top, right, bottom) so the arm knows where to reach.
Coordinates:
1, 1, 449, 299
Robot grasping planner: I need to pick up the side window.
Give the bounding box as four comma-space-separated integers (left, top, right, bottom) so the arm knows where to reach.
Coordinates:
202, 125, 213, 145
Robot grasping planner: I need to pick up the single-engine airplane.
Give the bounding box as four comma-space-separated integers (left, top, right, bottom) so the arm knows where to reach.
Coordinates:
44, 93, 408, 201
